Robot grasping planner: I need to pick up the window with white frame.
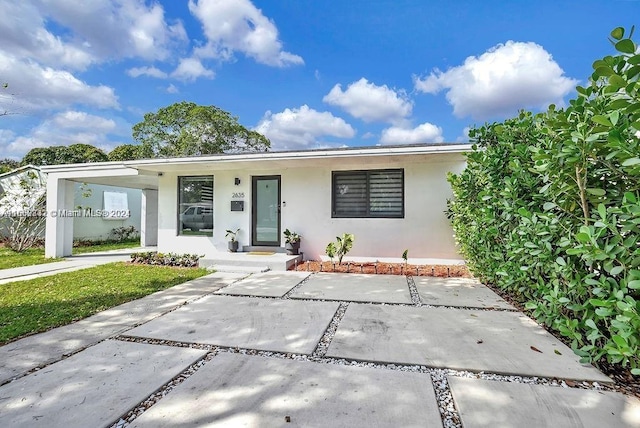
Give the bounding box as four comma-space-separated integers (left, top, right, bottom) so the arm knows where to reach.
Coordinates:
178, 176, 213, 235
332, 169, 404, 218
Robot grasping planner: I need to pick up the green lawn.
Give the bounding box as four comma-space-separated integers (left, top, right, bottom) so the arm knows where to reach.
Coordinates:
0, 247, 58, 270
0, 262, 208, 344
0, 240, 143, 270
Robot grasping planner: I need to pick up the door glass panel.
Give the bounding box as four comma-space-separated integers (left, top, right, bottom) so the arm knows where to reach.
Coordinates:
255, 178, 279, 244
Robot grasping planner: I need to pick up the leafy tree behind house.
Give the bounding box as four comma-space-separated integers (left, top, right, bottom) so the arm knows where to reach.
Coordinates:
108, 144, 144, 161
22, 144, 109, 166
132, 101, 270, 157
0, 159, 20, 174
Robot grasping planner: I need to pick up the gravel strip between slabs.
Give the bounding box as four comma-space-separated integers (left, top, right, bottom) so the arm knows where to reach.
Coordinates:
406, 275, 422, 306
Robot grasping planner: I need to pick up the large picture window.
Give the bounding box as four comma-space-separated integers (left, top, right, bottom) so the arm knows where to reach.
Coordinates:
178, 176, 213, 236
332, 169, 404, 218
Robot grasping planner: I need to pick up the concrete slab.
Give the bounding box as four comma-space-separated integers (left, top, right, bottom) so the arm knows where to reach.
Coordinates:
127, 295, 339, 354
291, 272, 412, 303
0, 272, 242, 385
131, 352, 442, 428
326, 305, 611, 382
415, 277, 514, 309
216, 271, 311, 297
448, 377, 640, 428
0, 340, 206, 428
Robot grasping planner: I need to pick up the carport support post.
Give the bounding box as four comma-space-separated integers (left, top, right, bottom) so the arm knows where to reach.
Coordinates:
44, 178, 75, 258
140, 189, 158, 247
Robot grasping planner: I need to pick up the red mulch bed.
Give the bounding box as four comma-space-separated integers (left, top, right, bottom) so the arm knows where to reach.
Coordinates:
290, 260, 471, 277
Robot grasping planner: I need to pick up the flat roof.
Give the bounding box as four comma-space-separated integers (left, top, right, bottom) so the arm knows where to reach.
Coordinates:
129, 142, 471, 167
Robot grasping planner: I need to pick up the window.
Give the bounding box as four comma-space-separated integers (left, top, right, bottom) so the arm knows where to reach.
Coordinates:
178, 176, 214, 235
332, 169, 404, 218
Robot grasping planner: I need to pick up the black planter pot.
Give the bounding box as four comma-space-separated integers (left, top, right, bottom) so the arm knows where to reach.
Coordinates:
285, 241, 300, 255
228, 240, 239, 252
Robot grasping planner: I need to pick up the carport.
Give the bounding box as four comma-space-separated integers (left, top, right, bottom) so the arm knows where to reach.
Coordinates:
42, 162, 159, 258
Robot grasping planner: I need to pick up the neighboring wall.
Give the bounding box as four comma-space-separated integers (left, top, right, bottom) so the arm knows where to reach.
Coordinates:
156, 152, 465, 260
73, 184, 142, 241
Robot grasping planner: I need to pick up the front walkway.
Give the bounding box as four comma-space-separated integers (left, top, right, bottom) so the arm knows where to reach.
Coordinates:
0, 247, 156, 284
0, 272, 638, 427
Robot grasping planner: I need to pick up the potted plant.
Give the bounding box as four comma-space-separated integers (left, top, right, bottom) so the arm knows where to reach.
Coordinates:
283, 228, 301, 255
225, 228, 240, 252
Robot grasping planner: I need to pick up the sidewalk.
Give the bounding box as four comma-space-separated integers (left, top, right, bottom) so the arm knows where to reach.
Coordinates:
0, 247, 156, 284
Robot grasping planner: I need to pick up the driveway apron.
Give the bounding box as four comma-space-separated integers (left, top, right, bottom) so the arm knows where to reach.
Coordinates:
1, 271, 638, 427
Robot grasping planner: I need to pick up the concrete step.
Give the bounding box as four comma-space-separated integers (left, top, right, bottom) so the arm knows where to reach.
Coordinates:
199, 253, 302, 271
206, 265, 270, 274
241, 246, 287, 253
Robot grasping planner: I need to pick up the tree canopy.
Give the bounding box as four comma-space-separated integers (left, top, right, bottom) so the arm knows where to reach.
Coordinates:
0, 159, 20, 174
22, 144, 108, 166
108, 144, 144, 161
132, 101, 270, 157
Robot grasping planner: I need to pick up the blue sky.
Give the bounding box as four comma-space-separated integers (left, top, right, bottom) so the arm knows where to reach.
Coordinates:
0, 0, 638, 159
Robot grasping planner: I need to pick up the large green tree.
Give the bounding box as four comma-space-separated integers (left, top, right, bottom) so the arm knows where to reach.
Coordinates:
22, 144, 108, 166
0, 159, 20, 174
132, 102, 270, 157
108, 144, 144, 161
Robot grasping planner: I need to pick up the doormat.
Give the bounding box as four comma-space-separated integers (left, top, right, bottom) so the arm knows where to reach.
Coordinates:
247, 251, 276, 256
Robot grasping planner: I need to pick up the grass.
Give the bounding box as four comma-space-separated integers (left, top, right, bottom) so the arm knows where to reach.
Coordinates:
0, 240, 143, 270
73, 238, 141, 254
0, 247, 58, 270
0, 262, 208, 345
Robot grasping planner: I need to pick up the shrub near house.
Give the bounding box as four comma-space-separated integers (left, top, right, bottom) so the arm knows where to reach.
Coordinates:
448, 27, 640, 373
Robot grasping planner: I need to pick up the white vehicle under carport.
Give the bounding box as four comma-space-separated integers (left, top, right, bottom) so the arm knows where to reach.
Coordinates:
180, 205, 213, 232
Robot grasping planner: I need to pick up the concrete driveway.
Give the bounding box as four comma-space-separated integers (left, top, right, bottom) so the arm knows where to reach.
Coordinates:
1, 271, 638, 427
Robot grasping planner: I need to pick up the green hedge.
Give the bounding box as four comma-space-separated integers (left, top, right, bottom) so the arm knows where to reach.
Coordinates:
448, 27, 640, 373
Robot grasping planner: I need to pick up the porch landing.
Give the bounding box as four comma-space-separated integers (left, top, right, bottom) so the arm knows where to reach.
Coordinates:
199, 251, 302, 272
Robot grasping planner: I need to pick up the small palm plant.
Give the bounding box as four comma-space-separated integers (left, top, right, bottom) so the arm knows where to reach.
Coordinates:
335, 233, 354, 264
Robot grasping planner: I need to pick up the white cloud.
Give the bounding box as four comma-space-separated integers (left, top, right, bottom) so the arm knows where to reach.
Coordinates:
414, 41, 577, 120
43, 0, 186, 65
255, 105, 355, 150
127, 66, 168, 79
171, 57, 215, 81
0, 1, 186, 71
50, 111, 117, 131
379, 123, 444, 145
456, 127, 471, 143
166, 84, 179, 94
1, 111, 127, 159
323, 78, 413, 123
188, 0, 303, 67
0, 1, 95, 70
0, 51, 118, 112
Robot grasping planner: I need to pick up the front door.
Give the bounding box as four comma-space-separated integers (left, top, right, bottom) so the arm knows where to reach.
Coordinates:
252, 175, 281, 246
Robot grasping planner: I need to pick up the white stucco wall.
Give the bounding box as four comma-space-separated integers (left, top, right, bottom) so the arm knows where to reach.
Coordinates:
72, 184, 142, 240
155, 153, 465, 260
